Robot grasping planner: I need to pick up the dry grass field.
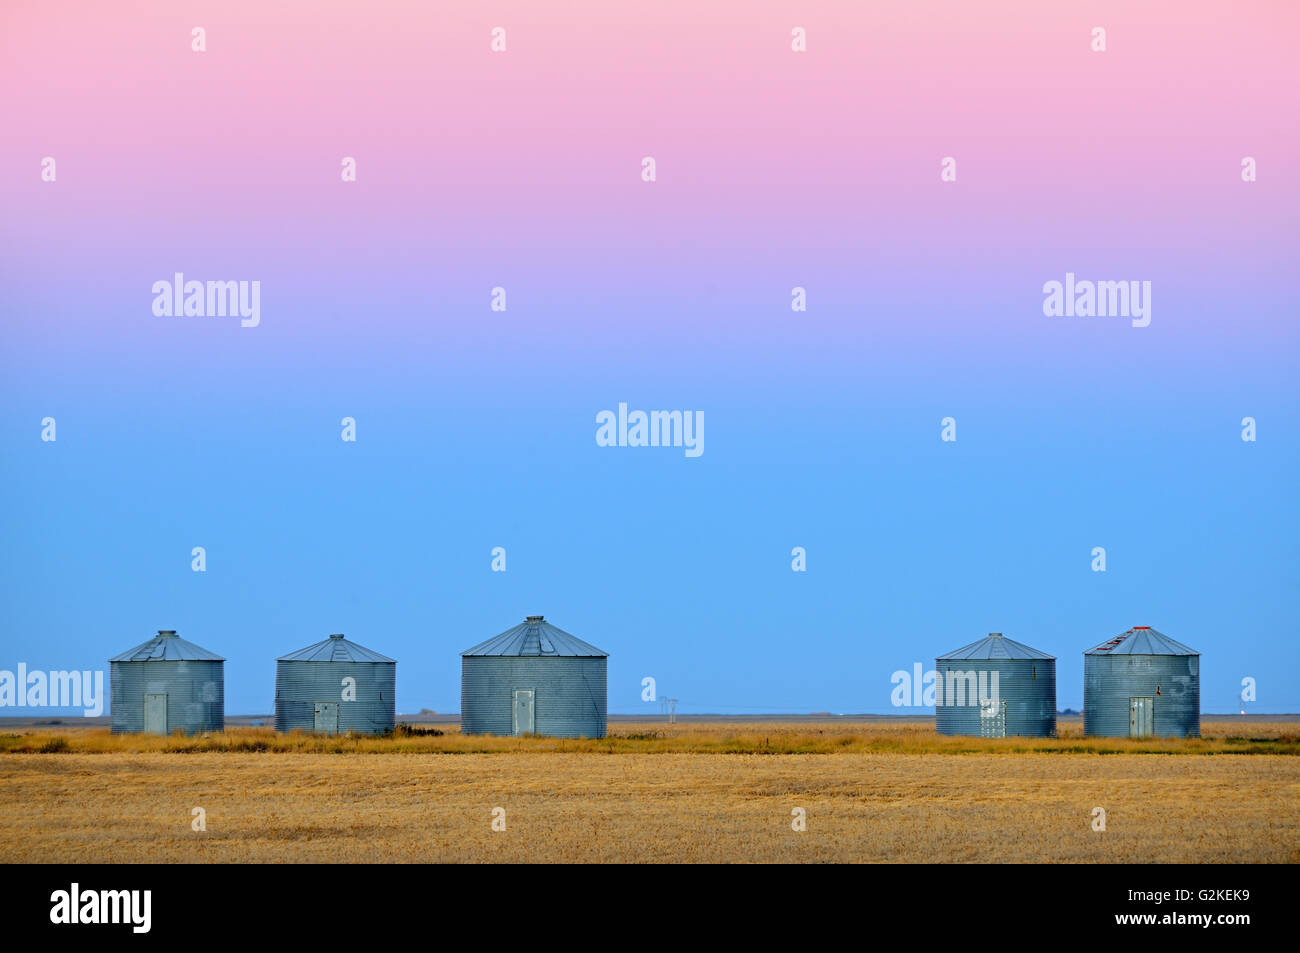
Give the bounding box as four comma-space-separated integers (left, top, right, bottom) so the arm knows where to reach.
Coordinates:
2, 718, 1296, 755
2, 721, 1296, 863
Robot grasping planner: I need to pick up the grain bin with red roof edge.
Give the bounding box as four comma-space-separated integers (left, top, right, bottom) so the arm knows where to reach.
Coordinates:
1083, 627, 1200, 738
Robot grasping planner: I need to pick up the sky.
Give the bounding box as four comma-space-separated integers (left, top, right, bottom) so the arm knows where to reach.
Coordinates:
1, 0, 1297, 716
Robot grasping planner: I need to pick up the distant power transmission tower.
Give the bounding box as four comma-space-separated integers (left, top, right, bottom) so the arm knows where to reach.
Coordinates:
657, 696, 678, 723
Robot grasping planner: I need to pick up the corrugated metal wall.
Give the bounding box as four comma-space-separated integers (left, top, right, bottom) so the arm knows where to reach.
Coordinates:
1084, 654, 1200, 738
110, 660, 224, 734
274, 660, 396, 735
934, 658, 1057, 737
461, 656, 607, 738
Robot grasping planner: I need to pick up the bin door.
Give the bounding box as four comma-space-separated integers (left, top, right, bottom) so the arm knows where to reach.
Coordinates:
513, 690, 535, 735
144, 693, 167, 735
314, 702, 339, 735
980, 698, 1006, 738
1129, 697, 1153, 738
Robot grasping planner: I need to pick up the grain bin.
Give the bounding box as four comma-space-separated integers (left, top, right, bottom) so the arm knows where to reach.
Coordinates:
461, 615, 607, 738
935, 633, 1056, 737
1084, 627, 1199, 738
275, 633, 396, 735
109, 629, 224, 734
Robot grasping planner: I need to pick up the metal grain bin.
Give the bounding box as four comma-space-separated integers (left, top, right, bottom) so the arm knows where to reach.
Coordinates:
935, 633, 1056, 737
109, 629, 224, 734
461, 615, 607, 738
275, 633, 396, 735
1084, 627, 1199, 738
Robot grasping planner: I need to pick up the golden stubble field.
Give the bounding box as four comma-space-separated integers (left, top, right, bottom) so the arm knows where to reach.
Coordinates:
1, 721, 1296, 863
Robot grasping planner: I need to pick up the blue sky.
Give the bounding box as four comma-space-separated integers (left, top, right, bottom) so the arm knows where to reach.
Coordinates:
1, 359, 1296, 716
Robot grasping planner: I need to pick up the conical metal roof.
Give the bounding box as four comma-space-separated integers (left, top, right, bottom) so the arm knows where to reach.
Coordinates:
938, 632, 1054, 661
110, 629, 224, 662
278, 633, 394, 663
1085, 627, 1197, 656
461, 616, 607, 657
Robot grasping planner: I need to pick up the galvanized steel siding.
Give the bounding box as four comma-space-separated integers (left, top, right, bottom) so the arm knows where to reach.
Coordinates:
1084, 653, 1200, 738
275, 660, 396, 734
461, 656, 607, 738
934, 657, 1057, 737
110, 659, 224, 734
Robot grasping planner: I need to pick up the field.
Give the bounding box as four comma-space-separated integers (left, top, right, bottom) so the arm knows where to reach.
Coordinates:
2, 720, 1297, 863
